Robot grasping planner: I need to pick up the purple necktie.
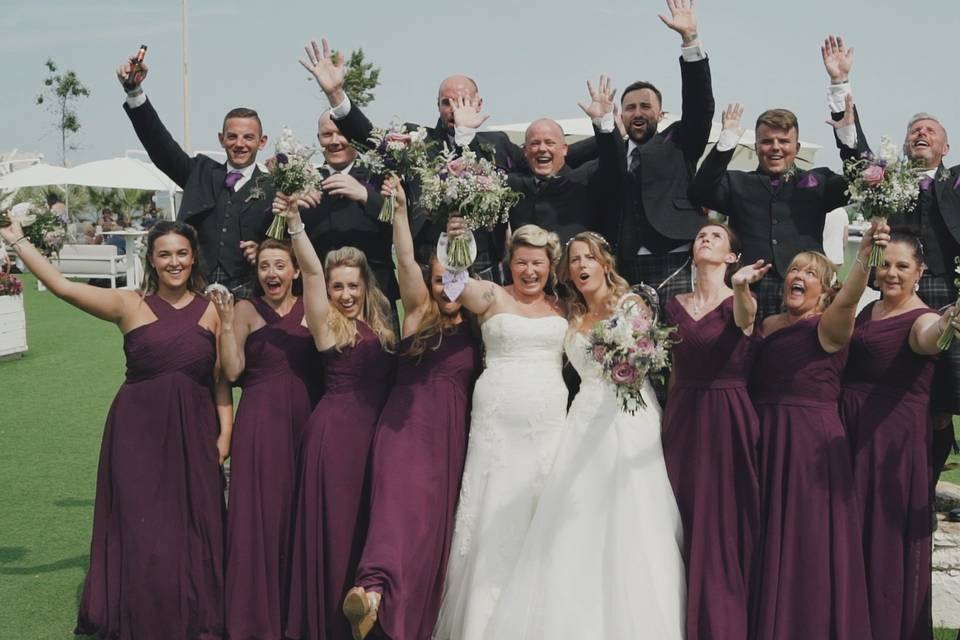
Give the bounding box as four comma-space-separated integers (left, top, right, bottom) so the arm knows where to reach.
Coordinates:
919, 175, 934, 191
224, 170, 243, 190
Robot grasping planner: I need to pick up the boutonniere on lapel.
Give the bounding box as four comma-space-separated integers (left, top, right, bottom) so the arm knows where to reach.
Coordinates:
257, 127, 324, 238
779, 164, 799, 184
843, 136, 926, 266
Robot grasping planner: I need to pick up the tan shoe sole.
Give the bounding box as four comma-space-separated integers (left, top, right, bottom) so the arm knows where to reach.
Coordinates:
343, 587, 376, 640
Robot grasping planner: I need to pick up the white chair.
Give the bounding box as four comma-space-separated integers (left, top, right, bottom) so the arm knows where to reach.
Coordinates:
43, 244, 128, 289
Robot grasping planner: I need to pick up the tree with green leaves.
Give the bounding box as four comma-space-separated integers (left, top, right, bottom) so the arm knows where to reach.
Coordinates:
36, 59, 90, 166
339, 48, 380, 107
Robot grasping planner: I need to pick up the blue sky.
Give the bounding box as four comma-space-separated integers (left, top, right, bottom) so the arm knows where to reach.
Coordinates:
3, 0, 957, 171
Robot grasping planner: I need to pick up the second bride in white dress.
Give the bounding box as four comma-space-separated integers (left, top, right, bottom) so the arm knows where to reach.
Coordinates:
485, 231, 687, 639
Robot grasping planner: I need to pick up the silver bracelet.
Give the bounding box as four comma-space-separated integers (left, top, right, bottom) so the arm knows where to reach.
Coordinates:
854, 255, 869, 273
287, 222, 306, 236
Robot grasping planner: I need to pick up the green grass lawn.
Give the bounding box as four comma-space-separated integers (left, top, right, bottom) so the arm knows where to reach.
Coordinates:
1, 274, 959, 637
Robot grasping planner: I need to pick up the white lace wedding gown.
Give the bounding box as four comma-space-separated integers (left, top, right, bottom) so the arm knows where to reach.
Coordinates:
433, 313, 569, 640
482, 328, 687, 640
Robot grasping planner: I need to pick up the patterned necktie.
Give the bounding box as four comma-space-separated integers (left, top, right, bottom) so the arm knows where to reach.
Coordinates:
224, 170, 243, 191
629, 146, 641, 173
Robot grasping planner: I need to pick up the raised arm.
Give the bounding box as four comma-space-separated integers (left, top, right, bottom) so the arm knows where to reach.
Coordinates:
1, 219, 131, 325
387, 177, 430, 327
689, 103, 741, 213
731, 259, 772, 333
579, 75, 624, 198
273, 193, 334, 350
822, 35, 870, 161
660, 0, 715, 163
301, 38, 374, 145
117, 54, 193, 187
819, 219, 889, 351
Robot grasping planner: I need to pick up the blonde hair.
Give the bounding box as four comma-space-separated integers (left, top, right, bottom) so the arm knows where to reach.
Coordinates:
505, 224, 562, 291
784, 251, 841, 311
559, 231, 631, 323
324, 246, 396, 352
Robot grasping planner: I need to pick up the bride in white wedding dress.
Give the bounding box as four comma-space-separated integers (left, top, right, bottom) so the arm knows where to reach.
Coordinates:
484, 231, 686, 640
432, 225, 570, 640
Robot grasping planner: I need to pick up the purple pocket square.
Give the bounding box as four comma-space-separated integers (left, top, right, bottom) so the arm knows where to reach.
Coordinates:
953, 174, 960, 190
796, 173, 819, 189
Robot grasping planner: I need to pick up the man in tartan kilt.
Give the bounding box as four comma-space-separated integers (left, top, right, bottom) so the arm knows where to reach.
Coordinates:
889, 112, 960, 486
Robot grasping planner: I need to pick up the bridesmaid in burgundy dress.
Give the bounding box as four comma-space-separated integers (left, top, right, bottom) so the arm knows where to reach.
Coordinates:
662, 223, 769, 640
749, 221, 887, 640
841, 229, 957, 640
340, 178, 479, 640
211, 239, 321, 640
1, 219, 232, 639
275, 193, 397, 640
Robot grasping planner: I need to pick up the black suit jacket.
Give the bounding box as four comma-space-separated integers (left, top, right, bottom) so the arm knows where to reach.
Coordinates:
689, 111, 870, 277
301, 165, 398, 302
888, 164, 960, 278
576, 57, 715, 261
506, 127, 621, 249
124, 98, 274, 279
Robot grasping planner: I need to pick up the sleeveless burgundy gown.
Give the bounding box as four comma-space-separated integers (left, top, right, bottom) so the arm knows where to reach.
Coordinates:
749, 315, 871, 640
225, 297, 322, 640
662, 296, 761, 640
285, 322, 395, 640
75, 294, 225, 640
841, 302, 936, 640
354, 323, 479, 640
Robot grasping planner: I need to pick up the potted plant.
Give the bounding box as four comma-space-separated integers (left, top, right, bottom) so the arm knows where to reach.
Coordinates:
0, 263, 27, 359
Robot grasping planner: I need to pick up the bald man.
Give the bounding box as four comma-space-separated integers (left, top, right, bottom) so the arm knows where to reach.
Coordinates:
301, 39, 525, 281
504, 116, 620, 245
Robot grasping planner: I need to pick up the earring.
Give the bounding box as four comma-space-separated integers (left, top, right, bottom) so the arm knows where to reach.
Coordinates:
914, 281, 920, 292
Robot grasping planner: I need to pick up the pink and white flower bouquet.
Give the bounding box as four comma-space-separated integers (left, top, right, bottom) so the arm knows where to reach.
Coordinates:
845, 136, 924, 267
584, 288, 676, 414
418, 147, 521, 269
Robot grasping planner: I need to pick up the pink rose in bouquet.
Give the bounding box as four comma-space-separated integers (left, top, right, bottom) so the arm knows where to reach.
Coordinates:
631, 315, 651, 333
592, 345, 607, 361
635, 336, 655, 355
446, 157, 467, 177
385, 132, 413, 144
862, 164, 885, 188
611, 361, 637, 385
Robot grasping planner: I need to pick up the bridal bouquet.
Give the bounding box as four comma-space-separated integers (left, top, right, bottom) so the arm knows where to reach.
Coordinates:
418, 147, 521, 269
354, 122, 433, 222
937, 256, 960, 351
585, 290, 676, 414
845, 136, 924, 267
257, 127, 324, 240
0, 207, 66, 257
